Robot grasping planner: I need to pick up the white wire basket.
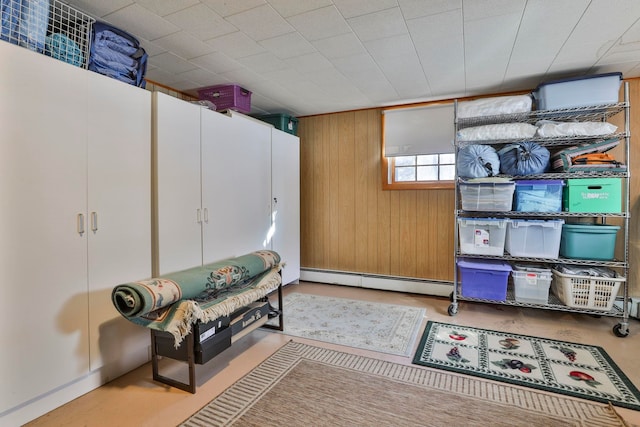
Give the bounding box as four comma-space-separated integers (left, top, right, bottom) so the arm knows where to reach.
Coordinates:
551, 269, 624, 312
1, 0, 95, 68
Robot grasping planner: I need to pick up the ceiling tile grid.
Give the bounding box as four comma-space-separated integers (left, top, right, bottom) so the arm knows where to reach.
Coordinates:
64, 0, 640, 116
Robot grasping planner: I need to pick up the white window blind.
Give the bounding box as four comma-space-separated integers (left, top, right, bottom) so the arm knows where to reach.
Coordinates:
383, 103, 454, 157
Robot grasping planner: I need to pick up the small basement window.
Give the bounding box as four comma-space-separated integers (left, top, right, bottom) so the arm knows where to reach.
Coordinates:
382, 103, 455, 190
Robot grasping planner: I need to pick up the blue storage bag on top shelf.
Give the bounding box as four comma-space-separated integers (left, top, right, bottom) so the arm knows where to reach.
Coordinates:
498, 141, 550, 175
89, 21, 148, 88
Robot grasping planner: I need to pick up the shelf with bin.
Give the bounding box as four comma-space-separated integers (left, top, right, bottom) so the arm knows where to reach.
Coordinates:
451, 88, 631, 336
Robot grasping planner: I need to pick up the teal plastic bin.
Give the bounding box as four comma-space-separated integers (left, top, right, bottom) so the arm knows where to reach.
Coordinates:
258, 113, 298, 135
560, 224, 619, 260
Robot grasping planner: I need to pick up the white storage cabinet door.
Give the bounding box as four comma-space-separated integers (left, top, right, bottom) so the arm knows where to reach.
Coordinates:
0, 43, 90, 414
153, 92, 203, 275
271, 129, 301, 284
201, 112, 272, 263
87, 72, 152, 374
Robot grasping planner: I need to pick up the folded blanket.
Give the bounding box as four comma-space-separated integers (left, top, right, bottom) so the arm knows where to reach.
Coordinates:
17, 0, 49, 53
45, 33, 84, 67
112, 250, 282, 346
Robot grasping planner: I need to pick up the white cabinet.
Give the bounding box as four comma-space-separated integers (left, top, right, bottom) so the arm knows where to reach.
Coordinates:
154, 94, 273, 273
153, 95, 300, 280
0, 42, 152, 419
271, 129, 300, 285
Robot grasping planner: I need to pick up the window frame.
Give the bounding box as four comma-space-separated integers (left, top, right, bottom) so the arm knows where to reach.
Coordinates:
382, 155, 455, 190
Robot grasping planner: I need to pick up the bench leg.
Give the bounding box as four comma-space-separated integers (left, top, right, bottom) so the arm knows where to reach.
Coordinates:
263, 283, 284, 331
151, 329, 197, 393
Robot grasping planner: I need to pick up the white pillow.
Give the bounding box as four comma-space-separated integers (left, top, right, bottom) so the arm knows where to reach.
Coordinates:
535, 121, 618, 137
457, 123, 537, 141
457, 95, 532, 118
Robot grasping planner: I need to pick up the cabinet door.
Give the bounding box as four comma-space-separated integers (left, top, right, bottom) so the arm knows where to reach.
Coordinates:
86, 72, 152, 372
271, 129, 301, 284
154, 92, 203, 275
0, 43, 89, 414
201, 112, 272, 263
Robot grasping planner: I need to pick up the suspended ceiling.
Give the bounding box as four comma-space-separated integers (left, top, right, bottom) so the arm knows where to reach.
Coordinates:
66, 0, 640, 116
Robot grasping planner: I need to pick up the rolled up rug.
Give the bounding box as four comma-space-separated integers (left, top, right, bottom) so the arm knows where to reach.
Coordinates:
112, 250, 282, 346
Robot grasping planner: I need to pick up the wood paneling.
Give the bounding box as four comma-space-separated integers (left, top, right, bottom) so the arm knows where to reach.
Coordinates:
299, 79, 640, 293
299, 109, 455, 281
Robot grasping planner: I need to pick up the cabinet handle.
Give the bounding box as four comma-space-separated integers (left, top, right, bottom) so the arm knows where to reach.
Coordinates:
77, 213, 85, 236
197, 208, 202, 224
91, 211, 98, 232
203, 208, 209, 223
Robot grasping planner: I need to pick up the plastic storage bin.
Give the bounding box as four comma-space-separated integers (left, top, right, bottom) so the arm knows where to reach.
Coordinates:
514, 180, 564, 212
197, 84, 252, 113
505, 219, 563, 258
563, 178, 621, 213
458, 217, 508, 256
532, 72, 622, 110
457, 258, 512, 301
560, 223, 619, 260
258, 113, 299, 135
551, 269, 623, 311
512, 264, 552, 304
459, 181, 515, 212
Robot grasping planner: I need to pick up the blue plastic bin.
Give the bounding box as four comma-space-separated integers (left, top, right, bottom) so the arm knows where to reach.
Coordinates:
457, 258, 512, 301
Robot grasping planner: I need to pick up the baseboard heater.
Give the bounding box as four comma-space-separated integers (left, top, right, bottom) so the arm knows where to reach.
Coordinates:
300, 268, 453, 297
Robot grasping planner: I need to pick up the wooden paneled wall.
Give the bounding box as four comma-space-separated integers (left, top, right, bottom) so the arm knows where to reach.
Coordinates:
298, 109, 455, 281
299, 79, 640, 297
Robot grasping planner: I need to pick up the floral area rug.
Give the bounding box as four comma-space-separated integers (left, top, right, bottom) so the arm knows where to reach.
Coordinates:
412, 321, 640, 411
269, 293, 425, 356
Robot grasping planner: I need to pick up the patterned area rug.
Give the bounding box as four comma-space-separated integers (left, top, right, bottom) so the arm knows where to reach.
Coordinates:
181, 341, 628, 426
413, 321, 640, 411
269, 293, 425, 356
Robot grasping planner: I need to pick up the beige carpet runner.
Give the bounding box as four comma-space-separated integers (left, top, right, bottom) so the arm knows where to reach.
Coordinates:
181, 341, 628, 426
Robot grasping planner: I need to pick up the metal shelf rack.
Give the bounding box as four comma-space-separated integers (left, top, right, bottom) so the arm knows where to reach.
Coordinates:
450, 86, 631, 337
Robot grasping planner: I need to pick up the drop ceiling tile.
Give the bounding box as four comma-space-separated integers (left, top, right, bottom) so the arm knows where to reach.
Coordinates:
464, 14, 522, 87
152, 31, 216, 59
398, 0, 461, 20
207, 32, 266, 59
284, 52, 334, 73
260, 32, 316, 59
66, 0, 132, 18
164, 4, 237, 41
286, 6, 352, 41
377, 54, 430, 98
135, 36, 167, 57
463, 0, 526, 21
364, 34, 415, 59
190, 51, 245, 74
201, 0, 265, 17
136, 0, 199, 17
150, 51, 199, 74
333, 0, 398, 19
269, 0, 333, 17
225, 4, 295, 41
238, 52, 289, 73
347, 7, 407, 42
145, 67, 180, 84
167, 79, 203, 91
103, 3, 180, 41
176, 67, 223, 86
312, 32, 366, 59
219, 67, 269, 86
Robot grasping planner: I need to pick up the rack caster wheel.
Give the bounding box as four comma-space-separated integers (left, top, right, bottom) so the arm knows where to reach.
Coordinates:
613, 323, 629, 337
448, 303, 458, 316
